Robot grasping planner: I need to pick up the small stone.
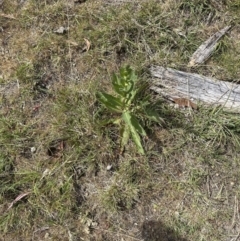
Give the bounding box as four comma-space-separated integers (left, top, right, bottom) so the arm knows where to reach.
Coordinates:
54, 26, 69, 34
91, 221, 98, 227
30, 147, 36, 153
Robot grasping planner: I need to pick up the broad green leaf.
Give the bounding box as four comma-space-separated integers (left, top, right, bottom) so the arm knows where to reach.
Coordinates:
122, 111, 131, 125
112, 81, 133, 97
111, 66, 138, 99
97, 92, 124, 113
129, 70, 137, 84
120, 66, 137, 83
144, 108, 163, 123
119, 66, 129, 80
120, 124, 130, 153
97, 118, 116, 126
113, 78, 134, 97
130, 125, 145, 154
126, 89, 137, 104
112, 74, 126, 96
112, 82, 125, 96
129, 114, 147, 136
112, 73, 121, 86
122, 111, 145, 154
124, 81, 134, 94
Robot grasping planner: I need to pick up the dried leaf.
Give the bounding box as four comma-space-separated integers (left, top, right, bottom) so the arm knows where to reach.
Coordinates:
173, 97, 197, 109
188, 26, 231, 67
66, 40, 79, 46
83, 38, 91, 52
7, 192, 31, 211
47, 139, 66, 157
0, 13, 16, 19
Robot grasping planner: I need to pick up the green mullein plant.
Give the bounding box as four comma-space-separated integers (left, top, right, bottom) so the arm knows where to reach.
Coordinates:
97, 66, 162, 154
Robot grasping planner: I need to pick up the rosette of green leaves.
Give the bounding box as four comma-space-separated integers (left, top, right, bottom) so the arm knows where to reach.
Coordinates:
97, 66, 161, 154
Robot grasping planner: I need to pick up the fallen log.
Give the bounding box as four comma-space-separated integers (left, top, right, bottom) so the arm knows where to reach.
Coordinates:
150, 66, 240, 112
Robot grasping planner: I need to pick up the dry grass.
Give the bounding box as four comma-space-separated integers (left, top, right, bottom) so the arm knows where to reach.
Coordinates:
1, 0, 240, 240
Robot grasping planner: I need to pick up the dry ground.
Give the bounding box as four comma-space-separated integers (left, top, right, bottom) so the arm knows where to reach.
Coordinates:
1, 0, 240, 241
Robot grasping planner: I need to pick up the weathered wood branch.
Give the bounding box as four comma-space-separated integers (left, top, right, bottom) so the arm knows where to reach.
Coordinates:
150, 66, 240, 112
188, 26, 231, 67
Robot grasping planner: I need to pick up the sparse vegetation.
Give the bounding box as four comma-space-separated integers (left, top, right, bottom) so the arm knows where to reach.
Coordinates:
1, 0, 240, 241
97, 65, 162, 154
